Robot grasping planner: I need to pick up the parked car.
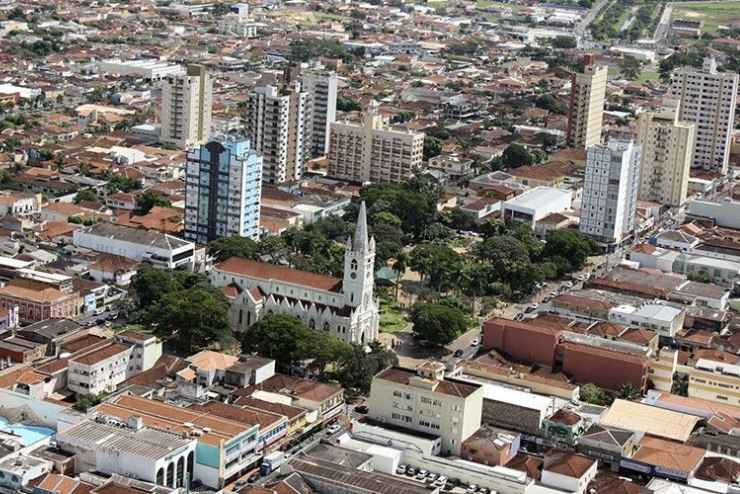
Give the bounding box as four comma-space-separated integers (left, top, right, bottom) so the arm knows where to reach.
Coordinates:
354, 404, 368, 414
471, 338, 480, 346
454, 349, 464, 358
406, 466, 416, 476
467, 484, 479, 493
514, 313, 524, 321
326, 423, 341, 434
479, 488, 490, 494
427, 472, 437, 482
396, 465, 407, 475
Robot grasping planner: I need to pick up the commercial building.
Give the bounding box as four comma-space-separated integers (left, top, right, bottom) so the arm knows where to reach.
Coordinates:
327, 102, 424, 184
600, 399, 700, 443
93, 394, 261, 489
57, 418, 197, 489
482, 317, 562, 368
607, 303, 685, 338
579, 139, 641, 245
669, 57, 739, 173
210, 203, 379, 344
97, 59, 185, 80
0, 278, 80, 323
566, 59, 607, 149
73, 223, 195, 270
244, 83, 307, 184
302, 71, 338, 157
367, 361, 484, 455
160, 64, 213, 149
635, 100, 695, 206
501, 187, 573, 229
184, 137, 263, 243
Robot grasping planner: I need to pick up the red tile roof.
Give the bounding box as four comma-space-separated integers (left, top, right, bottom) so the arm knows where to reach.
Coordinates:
215, 257, 342, 292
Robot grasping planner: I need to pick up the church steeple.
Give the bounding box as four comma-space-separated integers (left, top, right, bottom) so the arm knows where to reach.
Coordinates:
353, 201, 369, 252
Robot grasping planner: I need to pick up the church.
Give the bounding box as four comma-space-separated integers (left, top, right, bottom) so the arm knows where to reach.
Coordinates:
209, 203, 380, 345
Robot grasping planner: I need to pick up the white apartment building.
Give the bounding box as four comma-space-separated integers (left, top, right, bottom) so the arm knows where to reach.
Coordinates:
68, 341, 133, 395
0, 192, 41, 217
579, 139, 641, 245
328, 102, 424, 184
669, 57, 739, 173
367, 361, 484, 455
303, 71, 338, 158
161, 64, 213, 149
184, 137, 263, 243
635, 100, 695, 207
97, 59, 185, 80
566, 61, 607, 149
244, 83, 307, 184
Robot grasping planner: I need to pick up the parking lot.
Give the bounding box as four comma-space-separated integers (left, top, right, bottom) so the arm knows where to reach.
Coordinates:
394, 464, 493, 493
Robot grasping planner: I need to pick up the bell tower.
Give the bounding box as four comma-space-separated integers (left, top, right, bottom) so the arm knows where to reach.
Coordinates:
343, 202, 375, 308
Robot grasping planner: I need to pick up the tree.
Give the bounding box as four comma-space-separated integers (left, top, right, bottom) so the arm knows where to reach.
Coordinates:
619, 55, 642, 81
618, 383, 641, 400
136, 190, 171, 214
688, 271, 711, 283
107, 174, 142, 193
337, 342, 398, 396
131, 266, 184, 309
337, 96, 362, 112
208, 236, 259, 262
579, 383, 610, 406
240, 314, 349, 371
551, 36, 577, 49
409, 243, 463, 291
423, 136, 442, 161
541, 230, 597, 275
144, 285, 233, 354
74, 189, 97, 204
410, 303, 468, 346
501, 144, 534, 169
442, 209, 478, 232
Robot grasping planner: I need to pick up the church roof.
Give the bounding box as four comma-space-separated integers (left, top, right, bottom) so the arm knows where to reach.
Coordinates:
215, 257, 342, 292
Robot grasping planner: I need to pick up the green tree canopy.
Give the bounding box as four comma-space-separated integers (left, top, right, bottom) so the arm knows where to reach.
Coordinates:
501, 144, 534, 168
410, 303, 469, 346
136, 190, 171, 215
74, 189, 97, 204
208, 236, 259, 262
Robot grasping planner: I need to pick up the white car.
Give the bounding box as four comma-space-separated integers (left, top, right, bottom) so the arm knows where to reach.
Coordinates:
471, 338, 480, 346
327, 424, 341, 434
467, 484, 479, 493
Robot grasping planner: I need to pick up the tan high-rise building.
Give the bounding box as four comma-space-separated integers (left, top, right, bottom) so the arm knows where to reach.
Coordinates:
669, 57, 739, 174
160, 65, 212, 149
244, 83, 307, 184
635, 100, 695, 207
328, 102, 424, 184
566, 62, 608, 150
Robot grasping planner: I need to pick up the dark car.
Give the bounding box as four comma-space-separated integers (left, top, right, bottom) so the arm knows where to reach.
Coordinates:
355, 405, 369, 414
454, 349, 464, 358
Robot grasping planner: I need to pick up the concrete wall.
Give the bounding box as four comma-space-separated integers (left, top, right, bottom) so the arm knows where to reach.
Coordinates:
0, 388, 83, 429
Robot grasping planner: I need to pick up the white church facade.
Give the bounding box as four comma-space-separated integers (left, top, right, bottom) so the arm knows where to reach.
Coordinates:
209, 203, 380, 344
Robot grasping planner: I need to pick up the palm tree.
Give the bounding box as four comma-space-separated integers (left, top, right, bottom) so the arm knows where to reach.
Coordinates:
391, 253, 408, 302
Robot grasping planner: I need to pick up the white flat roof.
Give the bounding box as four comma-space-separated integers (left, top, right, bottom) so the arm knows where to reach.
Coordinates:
0, 256, 33, 269
476, 381, 553, 412
504, 187, 572, 211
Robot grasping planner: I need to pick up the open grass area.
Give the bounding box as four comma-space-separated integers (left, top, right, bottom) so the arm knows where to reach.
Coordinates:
379, 299, 409, 333
265, 9, 348, 26
672, 1, 740, 33
637, 69, 660, 83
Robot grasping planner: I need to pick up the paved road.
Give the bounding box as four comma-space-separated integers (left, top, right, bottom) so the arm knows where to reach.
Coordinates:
576, 0, 611, 36
653, 2, 672, 45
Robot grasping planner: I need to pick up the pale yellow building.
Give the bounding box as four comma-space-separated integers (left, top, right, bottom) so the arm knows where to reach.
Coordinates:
328, 102, 424, 184
566, 63, 607, 150
160, 64, 212, 149
636, 100, 695, 207
367, 361, 483, 455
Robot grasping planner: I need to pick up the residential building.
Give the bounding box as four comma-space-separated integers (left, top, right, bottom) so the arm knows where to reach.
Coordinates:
160, 64, 213, 149
579, 139, 641, 245
635, 100, 695, 206
541, 453, 598, 494
73, 223, 195, 270
367, 361, 484, 455
327, 101, 424, 184
302, 71, 338, 157
566, 60, 608, 149
184, 137, 263, 243
244, 83, 307, 184
210, 203, 379, 344
669, 57, 739, 173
